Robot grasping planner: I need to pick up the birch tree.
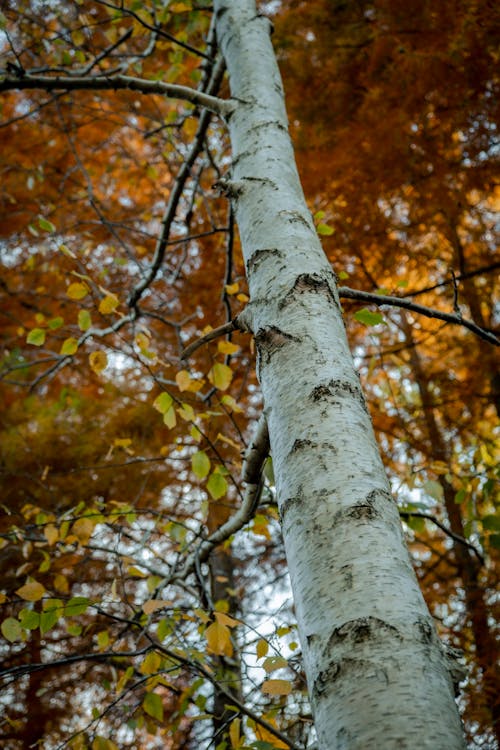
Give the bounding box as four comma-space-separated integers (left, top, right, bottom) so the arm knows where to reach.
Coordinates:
212, 2, 465, 748
1, 1, 497, 748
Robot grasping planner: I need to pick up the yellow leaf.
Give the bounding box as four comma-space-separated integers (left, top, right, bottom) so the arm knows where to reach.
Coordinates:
140, 651, 161, 676
143, 600, 172, 615
59, 243, 76, 259
163, 406, 177, 429
67, 282, 89, 300
256, 639, 269, 659
229, 717, 241, 748
89, 350, 108, 373
98, 294, 119, 315
216, 432, 241, 451
263, 655, 288, 673
236, 293, 249, 302
255, 716, 289, 748
72, 518, 95, 545
218, 340, 240, 355
53, 574, 69, 594
92, 738, 119, 750
176, 369, 192, 392
214, 611, 239, 628
225, 282, 239, 295
193, 608, 211, 624
205, 620, 233, 657
16, 580, 46, 602
208, 362, 233, 391
262, 679, 292, 696
178, 402, 195, 421
128, 566, 147, 578
221, 395, 244, 414
60, 337, 79, 356
97, 630, 109, 650
44, 524, 59, 546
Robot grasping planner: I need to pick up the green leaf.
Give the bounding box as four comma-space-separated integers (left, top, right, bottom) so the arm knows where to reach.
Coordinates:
19, 609, 40, 630
1, 617, 23, 642
38, 217, 56, 232
353, 309, 385, 326
41, 599, 63, 634
78, 309, 92, 331
65, 596, 90, 617
338, 270, 349, 280
317, 223, 334, 236
48, 316, 64, 330
482, 514, 500, 532
153, 392, 173, 414
192, 451, 210, 479
207, 472, 227, 500
26, 328, 46, 346
143, 691, 164, 722
454, 488, 467, 504
60, 337, 79, 356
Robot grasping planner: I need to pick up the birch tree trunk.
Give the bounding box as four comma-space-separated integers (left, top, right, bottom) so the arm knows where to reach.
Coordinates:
214, 2, 466, 748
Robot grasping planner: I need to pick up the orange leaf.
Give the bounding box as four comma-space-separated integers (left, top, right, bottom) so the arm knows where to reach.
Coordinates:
262, 679, 292, 696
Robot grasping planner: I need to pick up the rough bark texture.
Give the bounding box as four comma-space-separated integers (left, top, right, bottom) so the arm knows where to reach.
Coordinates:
215, 1, 466, 748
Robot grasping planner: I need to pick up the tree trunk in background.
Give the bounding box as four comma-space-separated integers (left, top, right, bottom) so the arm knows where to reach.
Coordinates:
215, 1, 466, 748
403, 316, 500, 747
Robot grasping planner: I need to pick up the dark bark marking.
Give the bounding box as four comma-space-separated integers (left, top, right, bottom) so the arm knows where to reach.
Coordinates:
309, 378, 369, 414
340, 564, 353, 590
414, 616, 435, 645
313, 660, 341, 697
365, 488, 395, 506
291, 438, 313, 452
347, 503, 377, 520
279, 272, 339, 311
313, 656, 386, 700
255, 325, 301, 368
247, 247, 283, 276
326, 617, 400, 652
278, 209, 312, 230
279, 494, 304, 521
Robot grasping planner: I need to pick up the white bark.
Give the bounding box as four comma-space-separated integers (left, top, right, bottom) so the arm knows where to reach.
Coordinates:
214, 2, 466, 748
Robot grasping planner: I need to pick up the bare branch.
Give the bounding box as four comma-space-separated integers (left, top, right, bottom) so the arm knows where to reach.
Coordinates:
400, 511, 485, 566
338, 286, 499, 346
0, 73, 233, 117
181, 320, 237, 359
172, 415, 269, 581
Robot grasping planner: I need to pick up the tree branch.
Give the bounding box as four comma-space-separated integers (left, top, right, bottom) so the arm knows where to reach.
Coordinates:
181, 321, 237, 359
172, 415, 269, 581
0, 73, 233, 117
338, 286, 499, 346
400, 511, 485, 566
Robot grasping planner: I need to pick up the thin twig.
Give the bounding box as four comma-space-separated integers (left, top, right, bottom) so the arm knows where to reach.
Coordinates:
400, 511, 485, 566
181, 321, 237, 359
338, 286, 498, 346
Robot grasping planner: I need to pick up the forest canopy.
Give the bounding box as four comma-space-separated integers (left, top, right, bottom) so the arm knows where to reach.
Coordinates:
0, 1, 498, 749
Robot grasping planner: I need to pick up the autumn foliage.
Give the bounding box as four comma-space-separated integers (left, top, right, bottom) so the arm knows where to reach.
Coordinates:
0, 1, 498, 749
